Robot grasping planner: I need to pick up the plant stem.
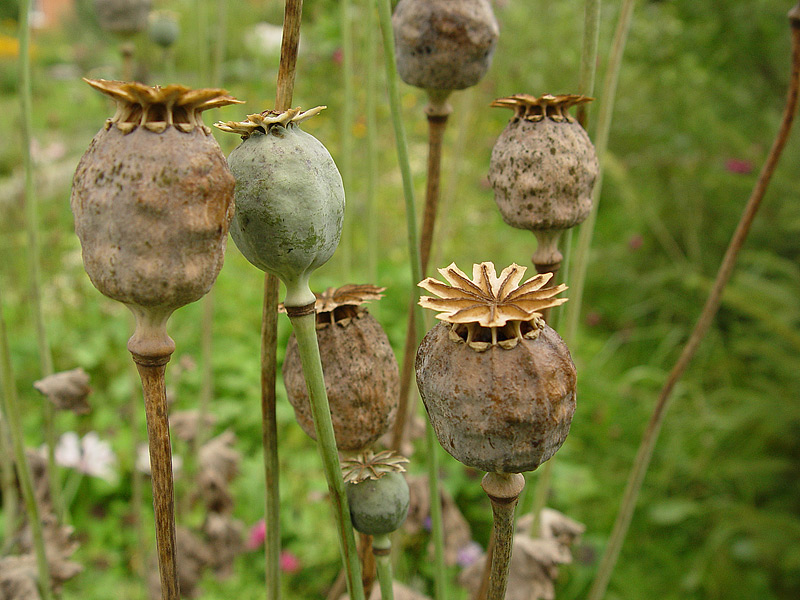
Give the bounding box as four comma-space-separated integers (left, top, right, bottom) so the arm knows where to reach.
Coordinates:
287, 311, 364, 600
375, 2, 447, 597
480, 472, 524, 600
18, 0, 60, 522
340, 0, 354, 278
131, 350, 180, 600
365, 0, 379, 284
212, 0, 228, 86
260, 5, 304, 599
0, 406, 18, 550
0, 288, 52, 600
576, 0, 602, 127
197, 290, 214, 448
564, 0, 636, 347
372, 534, 395, 600
587, 7, 800, 600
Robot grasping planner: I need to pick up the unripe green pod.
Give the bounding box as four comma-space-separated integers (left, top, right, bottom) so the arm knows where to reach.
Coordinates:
149, 11, 180, 49
346, 472, 410, 536
216, 108, 344, 307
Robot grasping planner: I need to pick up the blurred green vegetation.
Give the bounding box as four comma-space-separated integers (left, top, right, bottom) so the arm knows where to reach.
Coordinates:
1, 0, 799, 599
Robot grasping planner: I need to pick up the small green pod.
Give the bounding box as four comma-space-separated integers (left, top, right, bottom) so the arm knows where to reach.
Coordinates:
346, 472, 410, 536
217, 107, 345, 307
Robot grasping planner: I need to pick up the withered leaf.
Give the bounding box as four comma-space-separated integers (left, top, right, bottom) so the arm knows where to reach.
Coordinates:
33, 368, 91, 415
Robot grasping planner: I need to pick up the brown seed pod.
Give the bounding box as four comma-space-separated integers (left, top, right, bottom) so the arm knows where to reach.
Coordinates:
71, 79, 241, 357
415, 262, 576, 473
94, 0, 152, 35
281, 285, 399, 451
392, 0, 499, 92
489, 94, 598, 267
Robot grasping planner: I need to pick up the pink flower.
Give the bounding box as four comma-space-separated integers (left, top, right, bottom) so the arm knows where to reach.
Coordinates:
331, 47, 343, 65
279, 550, 301, 574
725, 158, 753, 174
246, 519, 266, 550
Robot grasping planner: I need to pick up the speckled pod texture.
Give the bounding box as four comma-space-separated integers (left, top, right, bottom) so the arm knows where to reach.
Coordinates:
227, 124, 344, 297
71, 126, 234, 313
415, 323, 576, 473
489, 118, 598, 232
346, 472, 410, 535
392, 0, 499, 91
282, 313, 399, 451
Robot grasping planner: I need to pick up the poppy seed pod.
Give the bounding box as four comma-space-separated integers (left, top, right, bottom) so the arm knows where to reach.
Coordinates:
71, 79, 241, 357
489, 94, 598, 267
342, 451, 410, 536
216, 108, 344, 307
392, 0, 499, 92
415, 262, 576, 473
282, 285, 399, 451
149, 11, 180, 49
94, 0, 151, 35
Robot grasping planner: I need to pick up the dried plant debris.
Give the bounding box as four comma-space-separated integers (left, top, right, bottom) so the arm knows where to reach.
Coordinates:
459, 509, 585, 600
342, 449, 409, 484
197, 430, 240, 514
201, 513, 245, 579
404, 475, 472, 566
170, 409, 218, 443
148, 527, 214, 600
418, 262, 567, 350
33, 368, 91, 414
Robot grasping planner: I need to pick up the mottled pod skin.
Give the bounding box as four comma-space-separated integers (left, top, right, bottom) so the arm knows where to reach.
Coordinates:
416, 322, 576, 473
282, 310, 399, 451
71, 79, 240, 356
219, 109, 344, 307
393, 0, 499, 91
346, 472, 410, 536
489, 94, 598, 233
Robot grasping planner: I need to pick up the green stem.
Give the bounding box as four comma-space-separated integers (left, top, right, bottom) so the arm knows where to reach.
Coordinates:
197, 290, 214, 449
0, 398, 19, 551
478, 473, 524, 600
564, 0, 636, 347
576, 0, 602, 127
18, 0, 60, 523
0, 287, 53, 600
287, 311, 364, 600
212, 0, 228, 86
372, 535, 394, 600
586, 7, 800, 599
365, 0, 379, 284
340, 0, 354, 279
375, 2, 447, 598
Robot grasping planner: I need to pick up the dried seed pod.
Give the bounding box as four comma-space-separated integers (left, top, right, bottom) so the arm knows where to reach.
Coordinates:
71, 79, 241, 357
392, 0, 499, 92
94, 0, 151, 35
281, 285, 399, 451
489, 94, 598, 267
415, 262, 576, 473
343, 451, 410, 536
216, 108, 344, 307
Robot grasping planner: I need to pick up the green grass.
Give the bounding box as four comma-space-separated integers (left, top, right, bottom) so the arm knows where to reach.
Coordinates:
1, 0, 799, 599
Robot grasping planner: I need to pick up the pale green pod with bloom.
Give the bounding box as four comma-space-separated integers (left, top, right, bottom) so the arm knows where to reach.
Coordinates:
216, 107, 344, 307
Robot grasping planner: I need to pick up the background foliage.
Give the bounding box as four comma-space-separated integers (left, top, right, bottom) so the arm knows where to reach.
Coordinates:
1, 0, 799, 599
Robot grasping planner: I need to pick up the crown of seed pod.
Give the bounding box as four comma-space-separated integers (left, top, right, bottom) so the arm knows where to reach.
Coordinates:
215, 107, 344, 307
71, 79, 241, 356
489, 94, 599, 267
281, 285, 399, 451
415, 262, 576, 473
342, 450, 410, 536
392, 0, 499, 92
94, 0, 151, 35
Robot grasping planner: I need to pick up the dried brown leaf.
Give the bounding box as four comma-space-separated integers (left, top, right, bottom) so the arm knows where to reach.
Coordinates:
33, 368, 91, 415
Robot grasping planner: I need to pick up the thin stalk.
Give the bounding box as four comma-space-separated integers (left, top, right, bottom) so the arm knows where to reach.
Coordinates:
375, 2, 447, 597
18, 0, 60, 522
261, 4, 304, 599
197, 290, 214, 448
130, 358, 146, 578
194, 0, 209, 84
372, 534, 395, 600
212, 0, 228, 87
365, 0, 379, 284
0, 288, 52, 600
340, 0, 354, 278
587, 7, 800, 599
0, 409, 18, 549
132, 352, 180, 600
564, 0, 637, 347
576, 0, 602, 127
480, 472, 524, 600
287, 311, 364, 600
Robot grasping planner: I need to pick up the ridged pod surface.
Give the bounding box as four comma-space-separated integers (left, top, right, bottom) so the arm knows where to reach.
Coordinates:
416, 322, 576, 473
217, 108, 344, 307
71, 79, 240, 354
283, 305, 399, 451
392, 0, 499, 91
489, 94, 598, 232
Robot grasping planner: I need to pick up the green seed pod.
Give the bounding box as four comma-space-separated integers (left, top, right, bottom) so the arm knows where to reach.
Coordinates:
343, 451, 410, 536
149, 11, 180, 49
216, 108, 344, 307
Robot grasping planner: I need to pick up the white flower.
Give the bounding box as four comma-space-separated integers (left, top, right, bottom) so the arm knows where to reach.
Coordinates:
53, 431, 117, 483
